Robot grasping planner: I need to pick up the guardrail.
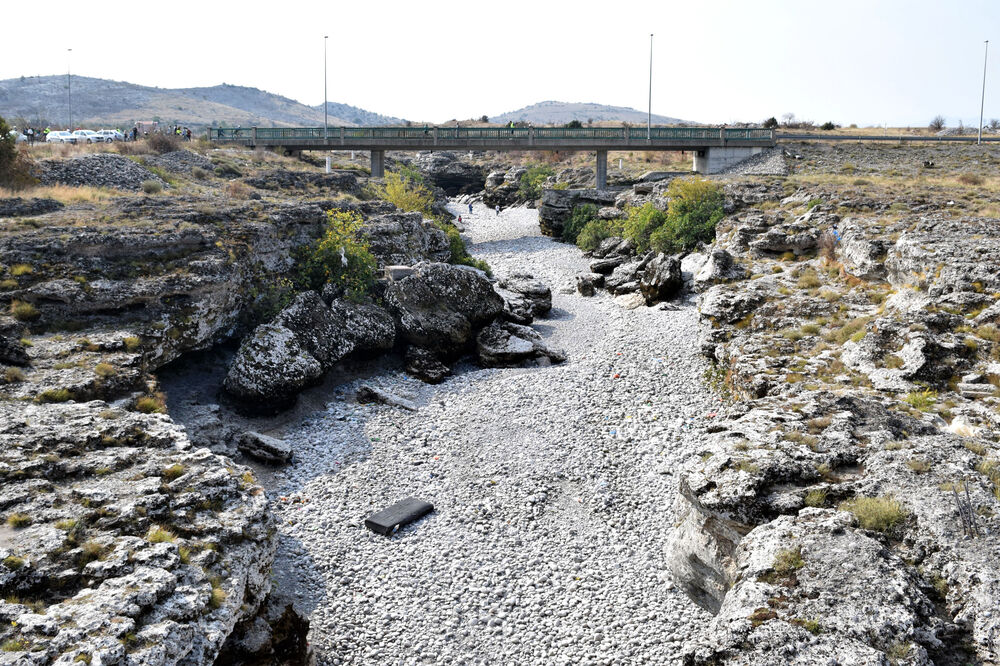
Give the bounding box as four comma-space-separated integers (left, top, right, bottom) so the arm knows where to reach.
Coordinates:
209, 126, 775, 143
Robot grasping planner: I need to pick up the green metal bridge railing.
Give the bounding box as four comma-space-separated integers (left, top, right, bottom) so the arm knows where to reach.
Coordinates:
209, 126, 773, 142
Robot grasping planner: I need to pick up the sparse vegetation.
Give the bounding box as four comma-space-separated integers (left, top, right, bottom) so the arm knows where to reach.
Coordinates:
94, 363, 116, 378
9, 300, 39, 321
517, 164, 554, 201
141, 179, 163, 194
295, 209, 376, 301
772, 546, 805, 577
162, 464, 186, 481
839, 496, 908, 533
904, 390, 937, 411
3, 367, 25, 383
147, 526, 176, 543
6, 513, 32, 528
562, 203, 598, 245
134, 394, 166, 414
37, 388, 72, 403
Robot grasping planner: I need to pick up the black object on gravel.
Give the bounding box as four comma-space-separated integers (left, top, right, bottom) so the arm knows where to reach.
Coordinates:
365, 497, 434, 536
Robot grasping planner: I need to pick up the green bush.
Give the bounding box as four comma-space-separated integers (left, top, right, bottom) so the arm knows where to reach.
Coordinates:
0, 115, 36, 191
562, 203, 598, 244
623, 203, 668, 252
295, 210, 376, 301
649, 178, 725, 254
576, 219, 624, 252
380, 170, 433, 216
141, 180, 163, 195
518, 165, 554, 201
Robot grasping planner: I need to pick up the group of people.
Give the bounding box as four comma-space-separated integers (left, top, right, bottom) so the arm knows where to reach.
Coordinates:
166, 125, 193, 141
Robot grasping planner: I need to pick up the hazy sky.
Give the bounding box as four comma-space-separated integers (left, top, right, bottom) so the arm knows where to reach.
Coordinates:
3, 0, 998, 127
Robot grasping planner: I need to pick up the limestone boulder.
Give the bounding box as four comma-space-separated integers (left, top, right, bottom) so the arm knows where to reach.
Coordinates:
639, 253, 683, 304
476, 321, 566, 367
381, 262, 505, 355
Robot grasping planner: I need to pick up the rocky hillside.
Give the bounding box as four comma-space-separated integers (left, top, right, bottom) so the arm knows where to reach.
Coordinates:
490, 100, 690, 125
0, 76, 403, 128
541, 141, 1000, 663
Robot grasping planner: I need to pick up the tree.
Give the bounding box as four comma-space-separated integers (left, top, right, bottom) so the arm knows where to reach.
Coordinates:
564, 119, 583, 129
0, 115, 36, 190
781, 112, 796, 127
479, 115, 489, 123
990, 118, 1000, 131
762, 117, 779, 129
820, 121, 837, 131
929, 115, 946, 131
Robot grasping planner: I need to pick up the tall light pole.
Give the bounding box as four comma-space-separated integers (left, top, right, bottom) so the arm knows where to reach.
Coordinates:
979, 40, 989, 145
67, 48, 73, 130
648, 34, 653, 140
324, 36, 329, 142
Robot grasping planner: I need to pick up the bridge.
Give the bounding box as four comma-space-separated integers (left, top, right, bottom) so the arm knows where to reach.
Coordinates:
207, 126, 776, 187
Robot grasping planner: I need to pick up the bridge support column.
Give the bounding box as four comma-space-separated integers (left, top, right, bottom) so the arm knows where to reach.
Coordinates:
596, 150, 608, 189
370, 150, 385, 178
693, 146, 766, 174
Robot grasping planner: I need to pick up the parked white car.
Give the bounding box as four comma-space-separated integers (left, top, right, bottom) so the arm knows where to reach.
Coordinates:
8, 130, 26, 143
46, 131, 77, 143
94, 129, 123, 142
72, 129, 102, 144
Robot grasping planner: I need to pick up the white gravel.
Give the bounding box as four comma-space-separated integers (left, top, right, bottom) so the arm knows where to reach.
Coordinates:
267, 202, 718, 665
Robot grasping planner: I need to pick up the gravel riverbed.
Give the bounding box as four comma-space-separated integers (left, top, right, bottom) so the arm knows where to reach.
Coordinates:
268, 202, 717, 665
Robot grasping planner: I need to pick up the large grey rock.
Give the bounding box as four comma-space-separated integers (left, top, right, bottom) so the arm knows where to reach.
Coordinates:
382, 262, 505, 355
476, 321, 566, 367
496, 273, 552, 322
329, 300, 396, 353
640, 253, 682, 304
0, 334, 30, 366
272, 291, 353, 368
237, 431, 293, 464
537, 188, 620, 238
692, 249, 747, 291
404, 346, 451, 384
362, 212, 451, 267
223, 323, 324, 408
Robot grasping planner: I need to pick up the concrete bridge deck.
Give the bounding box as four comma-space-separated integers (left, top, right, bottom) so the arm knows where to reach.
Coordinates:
208, 126, 775, 184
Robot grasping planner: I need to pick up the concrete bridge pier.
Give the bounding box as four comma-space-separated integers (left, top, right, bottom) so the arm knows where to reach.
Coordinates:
596, 150, 608, 189
693, 146, 766, 174
370, 150, 385, 178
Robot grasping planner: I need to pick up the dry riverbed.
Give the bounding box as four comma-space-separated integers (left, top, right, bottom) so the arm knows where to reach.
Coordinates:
251, 203, 719, 665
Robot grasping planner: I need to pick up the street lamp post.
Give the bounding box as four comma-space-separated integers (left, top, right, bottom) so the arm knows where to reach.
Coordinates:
979, 40, 989, 146
324, 36, 329, 143
648, 34, 653, 141
67, 48, 72, 130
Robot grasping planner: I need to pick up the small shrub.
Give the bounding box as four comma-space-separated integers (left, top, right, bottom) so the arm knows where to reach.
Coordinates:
958, 173, 984, 186
9, 300, 39, 321
147, 526, 176, 543
222, 181, 251, 199
209, 585, 227, 609
772, 546, 805, 576
191, 167, 209, 180
94, 363, 116, 378
749, 607, 777, 626
135, 395, 166, 414
576, 219, 623, 252
623, 202, 668, 252
885, 355, 904, 369
295, 209, 376, 301
839, 496, 908, 533
0, 278, 16, 290
649, 178, 725, 254
147, 133, 181, 155
2, 555, 26, 570
804, 489, 827, 507
1, 637, 30, 652
4, 367, 25, 383
907, 458, 931, 474
123, 336, 141, 352
10, 263, 33, 276
562, 203, 598, 244
796, 271, 821, 290
141, 180, 163, 195
791, 618, 823, 635
517, 164, 554, 201
162, 464, 186, 481
379, 170, 433, 215
37, 388, 71, 403
904, 390, 936, 411
6, 513, 32, 528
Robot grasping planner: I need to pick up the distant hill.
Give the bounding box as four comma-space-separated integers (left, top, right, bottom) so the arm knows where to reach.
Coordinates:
490, 101, 692, 126
0, 75, 404, 129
